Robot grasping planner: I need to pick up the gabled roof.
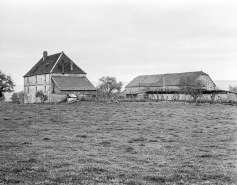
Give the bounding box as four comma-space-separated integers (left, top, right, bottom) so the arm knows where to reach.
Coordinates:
51, 76, 96, 91
24, 52, 86, 77
126, 71, 209, 87
24, 53, 61, 77
50, 53, 86, 75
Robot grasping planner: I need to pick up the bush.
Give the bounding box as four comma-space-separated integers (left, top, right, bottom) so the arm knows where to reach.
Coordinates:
35, 91, 48, 103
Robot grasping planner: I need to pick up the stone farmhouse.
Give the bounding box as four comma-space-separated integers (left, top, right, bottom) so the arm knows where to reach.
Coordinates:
23, 51, 96, 103
125, 71, 237, 102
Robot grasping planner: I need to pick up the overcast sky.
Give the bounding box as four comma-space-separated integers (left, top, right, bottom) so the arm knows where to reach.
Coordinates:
0, 0, 237, 91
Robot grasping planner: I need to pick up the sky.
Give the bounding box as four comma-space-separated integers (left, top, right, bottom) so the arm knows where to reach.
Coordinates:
0, 0, 237, 92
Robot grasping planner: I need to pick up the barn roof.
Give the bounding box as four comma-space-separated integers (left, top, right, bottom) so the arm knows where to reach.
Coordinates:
51, 76, 96, 91
126, 71, 209, 87
24, 52, 86, 77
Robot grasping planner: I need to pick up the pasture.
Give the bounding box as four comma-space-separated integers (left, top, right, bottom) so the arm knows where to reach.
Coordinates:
0, 102, 237, 184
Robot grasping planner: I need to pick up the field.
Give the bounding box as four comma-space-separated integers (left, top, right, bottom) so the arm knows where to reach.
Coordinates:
0, 102, 237, 185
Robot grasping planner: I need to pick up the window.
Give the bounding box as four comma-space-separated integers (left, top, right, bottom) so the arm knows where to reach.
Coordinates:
36, 86, 37, 92
44, 75, 46, 82
35, 76, 37, 83
27, 87, 29, 93
44, 86, 46, 93
52, 84, 55, 93
27, 77, 29, 84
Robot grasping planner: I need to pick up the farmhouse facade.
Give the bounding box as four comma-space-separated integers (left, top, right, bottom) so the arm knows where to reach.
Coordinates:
23, 51, 96, 103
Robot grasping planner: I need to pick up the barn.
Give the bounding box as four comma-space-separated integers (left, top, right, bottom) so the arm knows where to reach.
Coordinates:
23, 51, 96, 103
125, 71, 215, 94
125, 71, 237, 102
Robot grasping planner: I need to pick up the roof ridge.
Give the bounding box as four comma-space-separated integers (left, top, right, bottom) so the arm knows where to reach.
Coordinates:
138, 71, 203, 77
50, 52, 63, 73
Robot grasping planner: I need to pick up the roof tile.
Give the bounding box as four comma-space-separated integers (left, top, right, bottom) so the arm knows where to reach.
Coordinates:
52, 76, 96, 91
24, 53, 61, 77
126, 71, 208, 87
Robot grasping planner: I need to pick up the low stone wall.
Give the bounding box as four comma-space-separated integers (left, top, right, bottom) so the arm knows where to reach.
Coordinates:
227, 92, 237, 102
51, 94, 67, 103
129, 92, 237, 102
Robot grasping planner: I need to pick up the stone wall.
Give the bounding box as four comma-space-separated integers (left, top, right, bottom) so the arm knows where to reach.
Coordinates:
51, 94, 67, 103
24, 74, 50, 103
131, 92, 237, 102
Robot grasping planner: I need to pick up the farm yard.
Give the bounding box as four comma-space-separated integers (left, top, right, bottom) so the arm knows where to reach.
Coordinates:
0, 102, 237, 185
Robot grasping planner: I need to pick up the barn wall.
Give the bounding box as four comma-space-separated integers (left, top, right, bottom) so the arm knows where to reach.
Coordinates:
198, 75, 215, 90
125, 87, 145, 94
125, 86, 181, 95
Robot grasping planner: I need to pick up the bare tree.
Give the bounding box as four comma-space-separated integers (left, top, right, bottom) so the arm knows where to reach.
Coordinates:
179, 76, 206, 104
0, 70, 15, 97
11, 91, 24, 103
97, 76, 123, 99
229, 86, 237, 93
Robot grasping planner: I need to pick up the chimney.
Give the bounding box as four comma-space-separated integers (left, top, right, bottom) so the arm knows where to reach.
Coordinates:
43, 51, 47, 61
62, 60, 65, 74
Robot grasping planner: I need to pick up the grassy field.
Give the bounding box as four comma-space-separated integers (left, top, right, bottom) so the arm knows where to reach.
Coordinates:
0, 102, 237, 185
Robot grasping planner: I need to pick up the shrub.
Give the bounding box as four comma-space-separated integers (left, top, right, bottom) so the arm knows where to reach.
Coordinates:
35, 90, 48, 103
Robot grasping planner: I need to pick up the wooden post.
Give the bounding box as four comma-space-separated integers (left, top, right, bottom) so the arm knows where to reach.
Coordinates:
157, 91, 158, 102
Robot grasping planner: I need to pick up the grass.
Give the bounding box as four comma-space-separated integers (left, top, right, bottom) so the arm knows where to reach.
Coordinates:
0, 102, 237, 184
